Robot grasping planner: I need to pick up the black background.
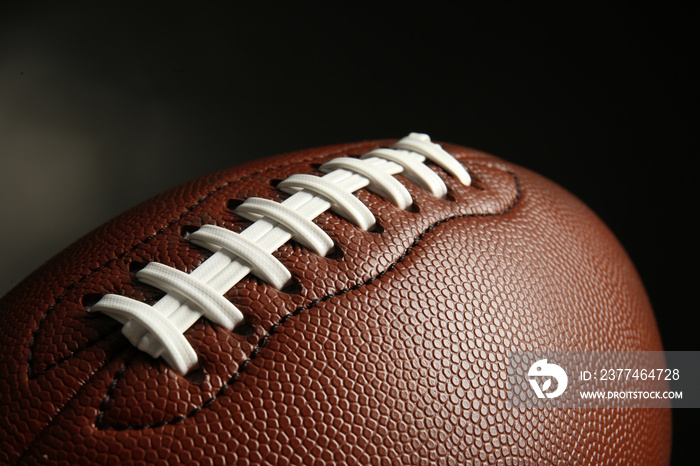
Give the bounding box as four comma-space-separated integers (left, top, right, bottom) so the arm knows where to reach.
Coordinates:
0, 3, 696, 463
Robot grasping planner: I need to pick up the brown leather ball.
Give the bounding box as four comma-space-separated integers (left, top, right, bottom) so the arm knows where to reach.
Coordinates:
0, 137, 670, 464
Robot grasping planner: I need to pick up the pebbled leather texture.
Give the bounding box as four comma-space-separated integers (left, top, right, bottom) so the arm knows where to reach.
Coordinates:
0, 139, 671, 464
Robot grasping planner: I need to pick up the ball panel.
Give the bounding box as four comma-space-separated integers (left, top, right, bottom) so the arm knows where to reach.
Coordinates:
0, 140, 670, 464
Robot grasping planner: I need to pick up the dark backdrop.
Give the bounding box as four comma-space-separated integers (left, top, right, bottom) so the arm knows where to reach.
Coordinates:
0, 3, 696, 463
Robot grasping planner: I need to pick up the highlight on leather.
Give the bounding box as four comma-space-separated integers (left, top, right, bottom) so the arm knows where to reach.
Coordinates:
88, 133, 470, 375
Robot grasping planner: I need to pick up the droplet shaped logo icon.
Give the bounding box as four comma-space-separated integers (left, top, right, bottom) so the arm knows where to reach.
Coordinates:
528, 359, 568, 399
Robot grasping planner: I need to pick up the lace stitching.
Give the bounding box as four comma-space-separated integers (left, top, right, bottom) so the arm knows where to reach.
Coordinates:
89, 133, 470, 374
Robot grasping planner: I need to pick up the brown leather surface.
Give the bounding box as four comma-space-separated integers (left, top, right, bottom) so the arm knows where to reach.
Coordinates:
0, 139, 671, 464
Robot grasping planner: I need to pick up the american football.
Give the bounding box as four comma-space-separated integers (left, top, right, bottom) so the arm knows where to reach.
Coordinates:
0, 133, 670, 464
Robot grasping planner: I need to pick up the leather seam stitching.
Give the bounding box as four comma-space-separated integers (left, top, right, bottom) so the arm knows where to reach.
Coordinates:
97, 168, 521, 431
26, 143, 370, 379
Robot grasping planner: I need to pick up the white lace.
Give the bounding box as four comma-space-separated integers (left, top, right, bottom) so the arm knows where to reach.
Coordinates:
89, 133, 471, 374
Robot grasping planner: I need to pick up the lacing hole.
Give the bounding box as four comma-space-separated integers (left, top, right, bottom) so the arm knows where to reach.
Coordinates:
281, 278, 302, 295
270, 179, 283, 187
144, 293, 165, 304
81, 293, 104, 309
445, 191, 457, 202
233, 319, 256, 336
325, 246, 344, 260
471, 179, 485, 191
128, 261, 149, 274
406, 203, 420, 214
368, 220, 384, 234
226, 199, 245, 211
180, 225, 199, 238
184, 365, 207, 384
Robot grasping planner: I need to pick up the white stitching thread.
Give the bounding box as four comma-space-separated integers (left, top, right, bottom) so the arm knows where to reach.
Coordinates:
278, 174, 376, 230
189, 225, 292, 289
89, 133, 471, 375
